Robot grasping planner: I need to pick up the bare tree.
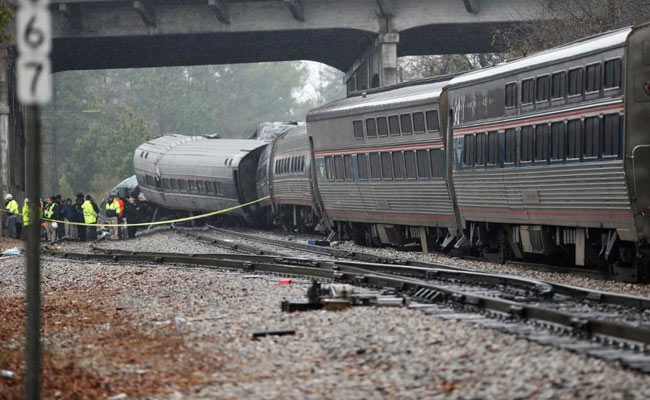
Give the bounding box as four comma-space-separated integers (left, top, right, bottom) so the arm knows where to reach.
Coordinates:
494, 0, 650, 56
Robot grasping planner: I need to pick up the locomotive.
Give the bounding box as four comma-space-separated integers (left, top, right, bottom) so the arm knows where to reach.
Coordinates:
132, 24, 650, 281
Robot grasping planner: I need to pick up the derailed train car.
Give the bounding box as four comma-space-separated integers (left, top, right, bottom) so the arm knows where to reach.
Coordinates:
306, 78, 457, 249
256, 124, 328, 231
134, 134, 267, 223
446, 25, 650, 280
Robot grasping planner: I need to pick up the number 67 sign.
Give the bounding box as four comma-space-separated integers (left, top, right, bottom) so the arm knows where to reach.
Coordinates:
17, 2, 52, 105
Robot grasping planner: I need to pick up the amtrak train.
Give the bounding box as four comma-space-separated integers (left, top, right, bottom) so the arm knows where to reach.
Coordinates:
128, 25, 650, 281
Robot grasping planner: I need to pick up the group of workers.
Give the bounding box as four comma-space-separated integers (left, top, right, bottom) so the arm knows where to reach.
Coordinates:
3, 192, 143, 242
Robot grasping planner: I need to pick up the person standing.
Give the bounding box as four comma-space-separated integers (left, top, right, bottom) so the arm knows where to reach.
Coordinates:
61, 198, 76, 239
82, 195, 98, 241
43, 197, 57, 242
117, 196, 126, 239
124, 196, 141, 239
4, 194, 19, 239
105, 195, 121, 240
75, 193, 86, 241
21, 198, 33, 241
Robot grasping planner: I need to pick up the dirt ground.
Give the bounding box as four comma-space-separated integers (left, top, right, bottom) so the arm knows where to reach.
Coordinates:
0, 288, 217, 400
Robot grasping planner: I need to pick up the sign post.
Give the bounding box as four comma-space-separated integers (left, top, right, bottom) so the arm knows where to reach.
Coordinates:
17, 1, 52, 399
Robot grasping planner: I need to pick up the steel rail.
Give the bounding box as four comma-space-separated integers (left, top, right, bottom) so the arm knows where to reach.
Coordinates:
45, 249, 650, 348
194, 227, 650, 311
84, 246, 553, 296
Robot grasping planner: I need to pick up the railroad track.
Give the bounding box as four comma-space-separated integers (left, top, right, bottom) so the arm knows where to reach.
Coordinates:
45, 243, 650, 373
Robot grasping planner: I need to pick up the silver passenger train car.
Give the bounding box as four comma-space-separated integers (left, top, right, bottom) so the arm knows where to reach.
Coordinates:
447, 25, 650, 280
307, 78, 455, 248
256, 124, 327, 231
134, 134, 267, 222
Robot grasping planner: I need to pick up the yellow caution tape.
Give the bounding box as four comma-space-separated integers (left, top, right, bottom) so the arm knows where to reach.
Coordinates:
1, 196, 270, 228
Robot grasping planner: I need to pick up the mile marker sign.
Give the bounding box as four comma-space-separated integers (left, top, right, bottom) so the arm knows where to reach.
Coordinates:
17, 1, 52, 105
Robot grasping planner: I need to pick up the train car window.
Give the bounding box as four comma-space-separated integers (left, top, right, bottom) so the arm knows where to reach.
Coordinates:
487, 131, 499, 165
520, 126, 534, 162
400, 114, 413, 134
404, 151, 417, 179
521, 79, 535, 104
551, 72, 566, 99
585, 63, 602, 93
205, 181, 213, 193
583, 116, 600, 158
551, 122, 566, 160
475, 133, 487, 166
536, 75, 550, 102
357, 154, 369, 180
178, 180, 187, 191
426, 110, 440, 131
389, 115, 400, 136
353, 120, 364, 140
535, 124, 549, 162
603, 114, 620, 156
301, 156, 306, 173
197, 180, 204, 192
334, 155, 345, 181
162, 178, 169, 189
369, 153, 381, 180
214, 182, 221, 195
188, 180, 197, 192
325, 156, 335, 181
146, 175, 154, 187
344, 155, 354, 181
568, 68, 584, 96
416, 150, 431, 179
289, 157, 294, 173
377, 117, 389, 137
392, 152, 405, 179
381, 152, 393, 179
567, 119, 582, 159
366, 118, 377, 138
140, 151, 145, 158
274, 160, 279, 174
505, 83, 517, 108
413, 112, 426, 133
604, 59, 622, 89
170, 179, 178, 191
505, 129, 517, 164
463, 134, 475, 167
430, 149, 445, 178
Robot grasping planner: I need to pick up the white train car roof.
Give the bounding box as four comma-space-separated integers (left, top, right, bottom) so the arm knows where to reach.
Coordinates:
449, 27, 632, 88
307, 78, 450, 122
134, 135, 267, 179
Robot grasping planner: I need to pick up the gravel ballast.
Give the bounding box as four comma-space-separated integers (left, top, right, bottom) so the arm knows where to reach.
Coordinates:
228, 228, 650, 298
1, 231, 650, 399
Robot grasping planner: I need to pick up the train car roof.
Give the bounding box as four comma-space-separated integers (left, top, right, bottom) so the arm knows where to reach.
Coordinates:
449, 27, 632, 87
307, 79, 449, 122
135, 135, 267, 178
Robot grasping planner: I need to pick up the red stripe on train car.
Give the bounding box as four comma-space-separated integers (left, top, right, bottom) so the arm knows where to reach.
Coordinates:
453, 103, 624, 136
315, 141, 444, 157
327, 209, 456, 222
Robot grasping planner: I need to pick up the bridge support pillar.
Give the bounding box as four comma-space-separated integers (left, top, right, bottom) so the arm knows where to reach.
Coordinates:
0, 56, 26, 235
345, 32, 399, 94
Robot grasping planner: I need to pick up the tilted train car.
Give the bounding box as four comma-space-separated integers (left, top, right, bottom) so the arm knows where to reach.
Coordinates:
256, 124, 328, 231
306, 78, 458, 249
134, 134, 268, 223
446, 25, 650, 280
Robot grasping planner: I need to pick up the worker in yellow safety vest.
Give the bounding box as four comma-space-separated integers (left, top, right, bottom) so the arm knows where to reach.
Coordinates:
105, 195, 122, 239
82, 195, 99, 241
21, 198, 34, 241
4, 193, 19, 238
